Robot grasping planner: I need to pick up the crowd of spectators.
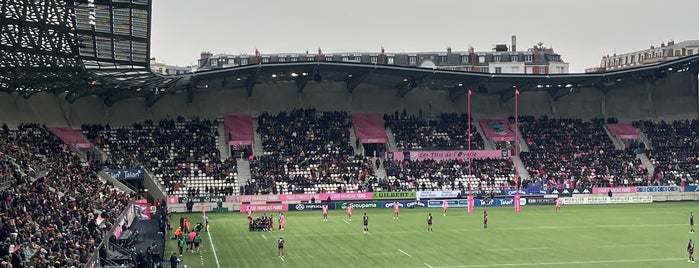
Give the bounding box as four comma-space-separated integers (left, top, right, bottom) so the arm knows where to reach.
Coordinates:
517, 116, 649, 190
384, 112, 484, 150
0, 123, 131, 267
82, 117, 238, 198
634, 119, 699, 186
247, 108, 375, 195
383, 158, 515, 191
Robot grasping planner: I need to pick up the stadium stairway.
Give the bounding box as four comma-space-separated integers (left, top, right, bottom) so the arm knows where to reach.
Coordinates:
637, 153, 655, 179
385, 127, 399, 152
603, 125, 626, 150
236, 158, 252, 185
216, 120, 231, 160
251, 117, 264, 156
349, 126, 364, 156
472, 120, 495, 150
513, 155, 531, 182
638, 131, 653, 150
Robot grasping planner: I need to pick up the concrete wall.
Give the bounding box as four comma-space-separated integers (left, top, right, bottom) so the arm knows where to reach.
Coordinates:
1, 72, 697, 126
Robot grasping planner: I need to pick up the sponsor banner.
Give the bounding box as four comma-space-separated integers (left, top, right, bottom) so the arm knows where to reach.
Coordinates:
428, 199, 468, 208
372, 191, 416, 199
106, 168, 145, 180
547, 188, 592, 195
133, 200, 151, 220
335, 201, 382, 210
239, 204, 289, 213
474, 198, 515, 207
592, 186, 636, 194
417, 190, 462, 199
523, 197, 557, 206
388, 149, 508, 161
178, 196, 225, 204
406, 200, 428, 208
561, 195, 653, 205
289, 203, 334, 211
635, 186, 681, 192
382, 201, 406, 209
685, 186, 699, 192
231, 192, 372, 203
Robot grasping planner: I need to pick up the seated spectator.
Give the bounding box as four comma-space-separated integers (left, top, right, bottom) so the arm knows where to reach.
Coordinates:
384, 112, 484, 150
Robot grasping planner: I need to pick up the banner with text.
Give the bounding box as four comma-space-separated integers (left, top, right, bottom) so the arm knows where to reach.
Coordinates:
335, 201, 383, 210
239, 204, 289, 213
230, 192, 372, 203
106, 168, 145, 180
685, 186, 699, 192
178, 196, 225, 204
592, 186, 637, 194
547, 188, 592, 195
635, 186, 681, 192
388, 149, 508, 161
380, 200, 428, 209
428, 199, 467, 208
417, 190, 462, 199
289, 203, 334, 211
372, 191, 416, 199
522, 197, 557, 206
561, 195, 653, 205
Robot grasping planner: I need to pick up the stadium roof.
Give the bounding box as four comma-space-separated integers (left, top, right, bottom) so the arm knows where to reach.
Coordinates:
0, 0, 185, 106
1, 0, 697, 107
188, 53, 699, 102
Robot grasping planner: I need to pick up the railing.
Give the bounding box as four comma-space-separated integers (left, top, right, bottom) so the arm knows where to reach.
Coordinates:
85, 200, 135, 267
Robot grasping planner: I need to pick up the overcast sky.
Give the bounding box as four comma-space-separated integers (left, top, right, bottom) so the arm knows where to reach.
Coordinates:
151, 0, 699, 73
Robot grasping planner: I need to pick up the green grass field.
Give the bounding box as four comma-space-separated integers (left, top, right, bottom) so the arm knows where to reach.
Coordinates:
166, 202, 697, 268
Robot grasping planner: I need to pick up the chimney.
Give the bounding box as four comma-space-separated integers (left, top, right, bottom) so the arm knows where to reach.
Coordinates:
200, 51, 212, 59
447, 46, 452, 54
511, 35, 517, 52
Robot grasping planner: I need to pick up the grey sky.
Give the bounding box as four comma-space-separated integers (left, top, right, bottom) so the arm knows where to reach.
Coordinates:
151, 0, 699, 73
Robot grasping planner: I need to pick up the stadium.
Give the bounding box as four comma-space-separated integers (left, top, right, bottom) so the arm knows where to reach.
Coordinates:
1, 0, 699, 268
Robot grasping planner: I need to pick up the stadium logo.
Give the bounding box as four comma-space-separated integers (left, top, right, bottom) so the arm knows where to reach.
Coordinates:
500, 199, 514, 205
295, 204, 306, 211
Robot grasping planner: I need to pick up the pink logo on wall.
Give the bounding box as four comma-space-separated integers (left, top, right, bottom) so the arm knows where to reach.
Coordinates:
166, 196, 179, 205
592, 187, 636, 194
239, 204, 289, 213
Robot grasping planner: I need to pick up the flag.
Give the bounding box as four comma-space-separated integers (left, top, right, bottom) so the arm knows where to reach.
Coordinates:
468, 89, 472, 95
515, 89, 520, 95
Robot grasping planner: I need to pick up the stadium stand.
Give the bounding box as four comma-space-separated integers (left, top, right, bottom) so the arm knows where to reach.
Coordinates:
633, 119, 699, 186
82, 117, 238, 198
517, 116, 650, 189
383, 158, 515, 192
384, 112, 484, 150
247, 108, 376, 195
0, 123, 131, 267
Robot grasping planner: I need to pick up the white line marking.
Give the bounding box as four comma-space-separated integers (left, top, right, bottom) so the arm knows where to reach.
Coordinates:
366, 232, 373, 236
430, 257, 686, 267
343, 219, 350, 224
261, 234, 267, 240
487, 247, 550, 251
599, 243, 653, 248
398, 249, 412, 257
206, 227, 222, 268
279, 256, 285, 262
424, 263, 434, 268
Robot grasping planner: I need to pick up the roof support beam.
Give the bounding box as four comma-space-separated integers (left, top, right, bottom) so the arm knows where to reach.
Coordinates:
246, 70, 259, 97
346, 71, 370, 94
